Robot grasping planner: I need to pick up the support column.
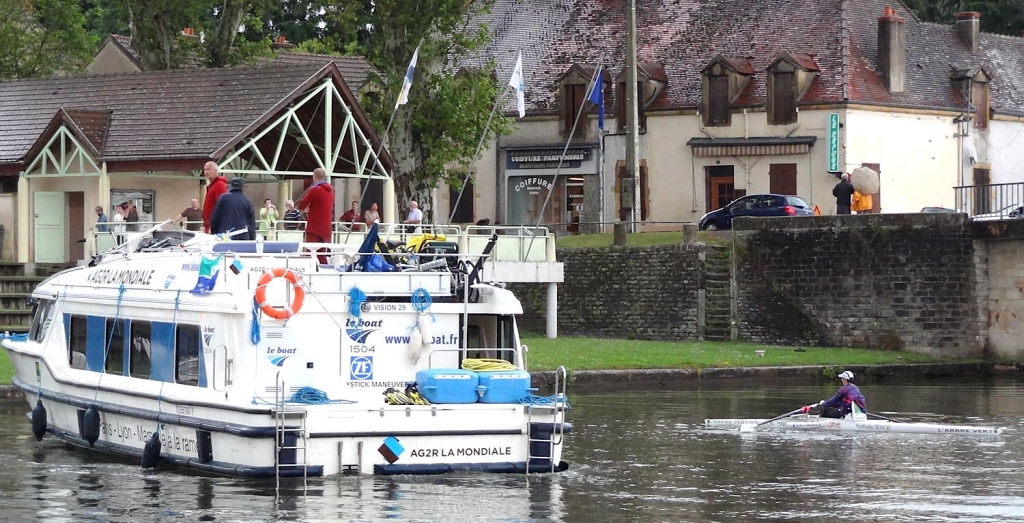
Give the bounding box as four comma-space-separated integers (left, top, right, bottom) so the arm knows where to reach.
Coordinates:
277, 180, 289, 207
546, 282, 558, 339
96, 163, 110, 257
16, 174, 29, 263
383, 178, 396, 223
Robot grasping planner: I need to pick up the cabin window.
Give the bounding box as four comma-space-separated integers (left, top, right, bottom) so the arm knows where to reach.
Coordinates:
129, 320, 152, 379
175, 324, 202, 386
29, 299, 55, 342
68, 315, 87, 369
104, 318, 125, 375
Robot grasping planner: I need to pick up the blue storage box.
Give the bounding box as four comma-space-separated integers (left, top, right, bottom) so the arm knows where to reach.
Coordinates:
417, 369, 479, 404
477, 370, 532, 403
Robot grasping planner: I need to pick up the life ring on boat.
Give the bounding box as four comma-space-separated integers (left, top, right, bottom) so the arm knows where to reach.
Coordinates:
255, 268, 305, 320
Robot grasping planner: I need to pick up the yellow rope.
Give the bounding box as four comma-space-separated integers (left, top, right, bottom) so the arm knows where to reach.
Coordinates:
461, 358, 516, 372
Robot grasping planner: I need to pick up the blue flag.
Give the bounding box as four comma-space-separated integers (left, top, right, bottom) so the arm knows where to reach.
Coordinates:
587, 67, 604, 130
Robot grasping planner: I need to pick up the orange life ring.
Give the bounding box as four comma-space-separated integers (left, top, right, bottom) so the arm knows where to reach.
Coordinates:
255, 268, 305, 320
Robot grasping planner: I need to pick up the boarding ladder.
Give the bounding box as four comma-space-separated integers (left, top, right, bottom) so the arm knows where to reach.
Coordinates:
525, 366, 568, 474
274, 372, 309, 489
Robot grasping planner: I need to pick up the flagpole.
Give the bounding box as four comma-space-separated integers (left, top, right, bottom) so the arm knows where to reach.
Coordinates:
523, 64, 603, 259
344, 39, 422, 244
448, 50, 522, 225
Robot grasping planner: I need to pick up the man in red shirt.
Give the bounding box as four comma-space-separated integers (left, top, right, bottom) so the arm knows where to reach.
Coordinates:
201, 162, 228, 233
296, 168, 335, 262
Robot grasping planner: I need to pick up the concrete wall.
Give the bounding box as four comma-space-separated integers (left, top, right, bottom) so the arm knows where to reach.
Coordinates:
981, 119, 1024, 185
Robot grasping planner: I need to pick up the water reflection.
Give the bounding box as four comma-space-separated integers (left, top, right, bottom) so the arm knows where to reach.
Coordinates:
0, 380, 1022, 521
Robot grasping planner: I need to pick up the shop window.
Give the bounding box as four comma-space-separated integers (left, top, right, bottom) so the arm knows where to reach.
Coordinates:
104, 318, 125, 375
175, 323, 202, 386
129, 320, 152, 379
449, 178, 475, 223
68, 314, 87, 369
506, 175, 563, 227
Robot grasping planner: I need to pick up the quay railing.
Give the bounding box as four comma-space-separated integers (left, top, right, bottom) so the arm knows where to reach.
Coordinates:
953, 182, 1024, 218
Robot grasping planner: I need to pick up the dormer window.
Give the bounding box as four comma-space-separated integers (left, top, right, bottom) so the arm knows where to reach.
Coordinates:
615, 63, 667, 132
558, 65, 600, 138
701, 56, 753, 127
951, 67, 991, 130
766, 53, 819, 125
972, 74, 989, 129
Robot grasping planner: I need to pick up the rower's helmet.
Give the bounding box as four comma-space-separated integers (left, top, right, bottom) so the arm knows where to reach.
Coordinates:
838, 370, 854, 381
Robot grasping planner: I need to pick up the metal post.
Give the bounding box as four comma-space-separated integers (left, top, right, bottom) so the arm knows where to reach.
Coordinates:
626, 0, 641, 233
546, 282, 558, 339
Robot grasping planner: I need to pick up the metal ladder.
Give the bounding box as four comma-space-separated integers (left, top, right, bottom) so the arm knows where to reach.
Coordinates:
525, 366, 568, 474
274, 373, 309, 490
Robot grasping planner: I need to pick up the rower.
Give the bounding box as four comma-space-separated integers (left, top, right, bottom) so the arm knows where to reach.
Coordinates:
804, 370, 867, 419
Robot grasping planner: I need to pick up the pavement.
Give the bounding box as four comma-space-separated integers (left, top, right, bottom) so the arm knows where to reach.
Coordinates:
2, 362, 1018, 399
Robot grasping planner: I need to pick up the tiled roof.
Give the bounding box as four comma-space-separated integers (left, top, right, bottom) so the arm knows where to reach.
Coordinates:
0, 64, 332, 164
469, 0, 1024, 116
266, 52, 377, 90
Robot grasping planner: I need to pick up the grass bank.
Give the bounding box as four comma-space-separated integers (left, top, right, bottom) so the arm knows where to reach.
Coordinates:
0, 337, 954, 385
522, 336, 947, 371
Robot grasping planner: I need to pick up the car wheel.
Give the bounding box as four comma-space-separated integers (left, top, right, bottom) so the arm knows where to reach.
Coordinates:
703, 223, 718, 231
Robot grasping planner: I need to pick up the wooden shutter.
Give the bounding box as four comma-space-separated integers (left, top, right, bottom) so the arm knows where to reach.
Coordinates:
972, 167, 991, 214
772, 72, 796, 124
640, 163, 649, 220
448, 178, 475, 223
769, 163, 798, 195
862, 163, 881, 213
707, 75, 730, 125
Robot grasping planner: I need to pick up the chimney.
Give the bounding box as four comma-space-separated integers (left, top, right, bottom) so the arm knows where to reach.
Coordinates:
955, 12, 980, 53
877, 6, 906, 93
271, 36, 297, 51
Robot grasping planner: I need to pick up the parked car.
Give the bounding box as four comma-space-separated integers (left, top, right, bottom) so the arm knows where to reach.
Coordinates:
698, 194, 815, 231
920, 206, 960, 214
971, 203, 1024, 222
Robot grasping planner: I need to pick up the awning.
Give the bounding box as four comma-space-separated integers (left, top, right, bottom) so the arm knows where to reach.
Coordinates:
687, 136, 817, 157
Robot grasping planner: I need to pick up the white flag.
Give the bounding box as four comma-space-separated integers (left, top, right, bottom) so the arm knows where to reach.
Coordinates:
395, 45, 420, 109
508, 52, 525, 118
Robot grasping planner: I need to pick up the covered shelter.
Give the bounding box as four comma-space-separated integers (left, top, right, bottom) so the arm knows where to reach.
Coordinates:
0, 63, 394, 263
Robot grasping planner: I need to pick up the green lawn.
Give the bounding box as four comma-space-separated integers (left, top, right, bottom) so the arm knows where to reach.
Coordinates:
0, 336, 955, 385
521, 336, 946, 372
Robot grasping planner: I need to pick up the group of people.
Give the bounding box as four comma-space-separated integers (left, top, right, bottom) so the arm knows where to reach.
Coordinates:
832, 174, 874, 215
192, 162, 336, 244
94, 200, 140, 242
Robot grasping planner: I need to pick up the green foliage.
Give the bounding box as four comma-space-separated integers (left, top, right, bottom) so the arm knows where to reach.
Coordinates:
0, 0, 96, 79
904, 0, 1024, 36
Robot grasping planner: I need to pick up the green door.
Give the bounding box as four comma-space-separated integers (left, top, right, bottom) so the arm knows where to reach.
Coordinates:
34, 192, 66, 263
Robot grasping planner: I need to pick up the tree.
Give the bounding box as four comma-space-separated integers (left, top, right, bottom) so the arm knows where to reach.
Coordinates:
0, 0, 96, 79
904, 0, 1024, 36
331, 0, 513, 221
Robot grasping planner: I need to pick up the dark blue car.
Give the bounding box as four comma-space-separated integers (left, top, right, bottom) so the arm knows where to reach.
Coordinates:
699, 194, 815, 230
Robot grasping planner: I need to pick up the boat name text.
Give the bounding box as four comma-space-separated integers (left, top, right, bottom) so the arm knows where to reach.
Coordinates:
410, 446, 512, 458
88, 269, 156, 286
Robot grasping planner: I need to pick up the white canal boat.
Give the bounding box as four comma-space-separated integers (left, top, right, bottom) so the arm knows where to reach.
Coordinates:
2, 224, 570, 478
706, 412, 1005, 435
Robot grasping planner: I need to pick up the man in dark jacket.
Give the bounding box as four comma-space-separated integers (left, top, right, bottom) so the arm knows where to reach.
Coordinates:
210, 177, 256, 240
833, 173, 855, 215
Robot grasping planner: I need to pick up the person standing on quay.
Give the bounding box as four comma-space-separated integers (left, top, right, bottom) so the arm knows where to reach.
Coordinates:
833, 173, 855, 215
202, 161, 228, 233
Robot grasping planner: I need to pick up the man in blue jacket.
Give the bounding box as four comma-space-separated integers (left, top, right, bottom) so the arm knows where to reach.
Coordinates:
807, 370, 867, 419
210, 177, 256, 240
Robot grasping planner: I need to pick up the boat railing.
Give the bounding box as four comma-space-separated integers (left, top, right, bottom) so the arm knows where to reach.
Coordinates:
426, 347, 522, 370
466, 225, 550, 262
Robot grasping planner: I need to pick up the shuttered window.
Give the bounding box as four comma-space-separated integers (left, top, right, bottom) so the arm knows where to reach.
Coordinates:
706, 75, 730, 126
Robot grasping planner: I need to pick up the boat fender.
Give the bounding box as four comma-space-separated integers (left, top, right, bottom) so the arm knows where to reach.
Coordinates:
408, 325, 423, 363
255, 268, 305, 320
31, 400, 46, 441
418, 311, 432, 352
141, 432, 161, 469
83, 405, 100, 447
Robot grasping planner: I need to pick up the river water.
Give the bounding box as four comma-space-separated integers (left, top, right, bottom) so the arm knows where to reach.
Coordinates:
1, 378, 1023, 522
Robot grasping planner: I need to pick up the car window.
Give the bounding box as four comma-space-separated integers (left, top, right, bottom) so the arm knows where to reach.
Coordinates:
762, 196, 783, 208
785, 196, 809, 208
729, 197, 754, 211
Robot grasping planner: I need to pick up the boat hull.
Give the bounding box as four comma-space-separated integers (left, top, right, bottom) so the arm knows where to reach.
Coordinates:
705, 417, 1004, 435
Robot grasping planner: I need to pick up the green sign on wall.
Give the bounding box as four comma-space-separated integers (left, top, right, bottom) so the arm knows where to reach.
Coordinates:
828, 113, 840, 172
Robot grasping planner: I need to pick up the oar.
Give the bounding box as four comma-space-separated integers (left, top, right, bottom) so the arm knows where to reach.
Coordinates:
739, 407, 806, 433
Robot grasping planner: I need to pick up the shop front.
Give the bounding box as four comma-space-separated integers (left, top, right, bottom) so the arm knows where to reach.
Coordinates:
503, 146, 597, 235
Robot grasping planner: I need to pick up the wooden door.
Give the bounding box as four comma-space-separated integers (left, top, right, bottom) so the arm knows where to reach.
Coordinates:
706, 165, 736, 211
